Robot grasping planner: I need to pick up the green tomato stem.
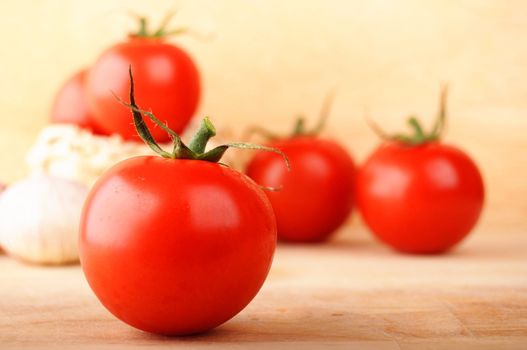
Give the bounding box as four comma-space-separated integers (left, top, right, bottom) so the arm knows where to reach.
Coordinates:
124, 70, 173, 158
189, 118, 216, 154
120, 66, 290, 170
247, 90, 336, 140
130, 12, 188, 39
369, 86, 449, 146
292, 117, 307, 136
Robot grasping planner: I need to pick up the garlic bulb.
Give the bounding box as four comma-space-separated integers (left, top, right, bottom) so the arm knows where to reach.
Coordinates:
26, 124, 155, 186
0, 174, 88, 265
26, 123, 243, 186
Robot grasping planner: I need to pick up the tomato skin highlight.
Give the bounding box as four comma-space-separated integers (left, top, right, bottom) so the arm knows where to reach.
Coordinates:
79, 156, 276, 335
246, 136, 356, 243
85, 37, 200, 142
357, 142, 484, 254
50, 70, 106, 134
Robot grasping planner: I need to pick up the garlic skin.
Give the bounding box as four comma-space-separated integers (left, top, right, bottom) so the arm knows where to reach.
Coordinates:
0, 174, 88, 265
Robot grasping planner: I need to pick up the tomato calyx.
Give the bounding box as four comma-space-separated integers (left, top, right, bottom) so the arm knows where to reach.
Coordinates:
129, 12, 188, 39
246, 91, 336, 141
368, 86, 448, 146
118, 67, 290, 168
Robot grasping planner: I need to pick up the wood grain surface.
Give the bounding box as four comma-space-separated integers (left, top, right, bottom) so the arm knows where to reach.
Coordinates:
1, 227, 526, 349
0, 2, 526, 349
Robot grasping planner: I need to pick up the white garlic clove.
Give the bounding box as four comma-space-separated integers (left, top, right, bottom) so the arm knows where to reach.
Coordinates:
0, 173, 88, 265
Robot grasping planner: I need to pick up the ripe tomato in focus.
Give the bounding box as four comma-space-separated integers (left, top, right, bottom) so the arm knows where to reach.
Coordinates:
357, 88, 484, 254
50, 70, 106, 134
80, 157, 276, 335
246, 136, 356, 242
86, 37, 200, 141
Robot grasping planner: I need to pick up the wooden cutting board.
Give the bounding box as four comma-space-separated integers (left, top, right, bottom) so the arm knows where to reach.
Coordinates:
1, 229, 526, 349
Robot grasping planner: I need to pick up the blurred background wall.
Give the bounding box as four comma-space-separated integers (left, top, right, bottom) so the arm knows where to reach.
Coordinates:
0, 0, 525, 234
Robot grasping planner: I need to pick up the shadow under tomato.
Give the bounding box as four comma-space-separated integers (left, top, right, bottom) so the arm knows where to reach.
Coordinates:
127, 303, 386, 344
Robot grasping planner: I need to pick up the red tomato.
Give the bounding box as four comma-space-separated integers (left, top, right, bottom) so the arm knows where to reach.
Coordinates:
357, 141, 484, 253
85, 37, 200, 141
79, 156, 276, 335
246, 136, 356, 242
50, 70, 106, 134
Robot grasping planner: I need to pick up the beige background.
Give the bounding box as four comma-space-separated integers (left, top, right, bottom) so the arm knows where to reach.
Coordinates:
0, 0, 525, 234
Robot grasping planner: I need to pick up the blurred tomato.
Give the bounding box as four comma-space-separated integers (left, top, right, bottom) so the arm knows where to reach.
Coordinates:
357, 142, 484, 253
50, 70, 106, 134
357, 89, 484, 253
86, 37, 200, 142
247, 136, 356, 242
